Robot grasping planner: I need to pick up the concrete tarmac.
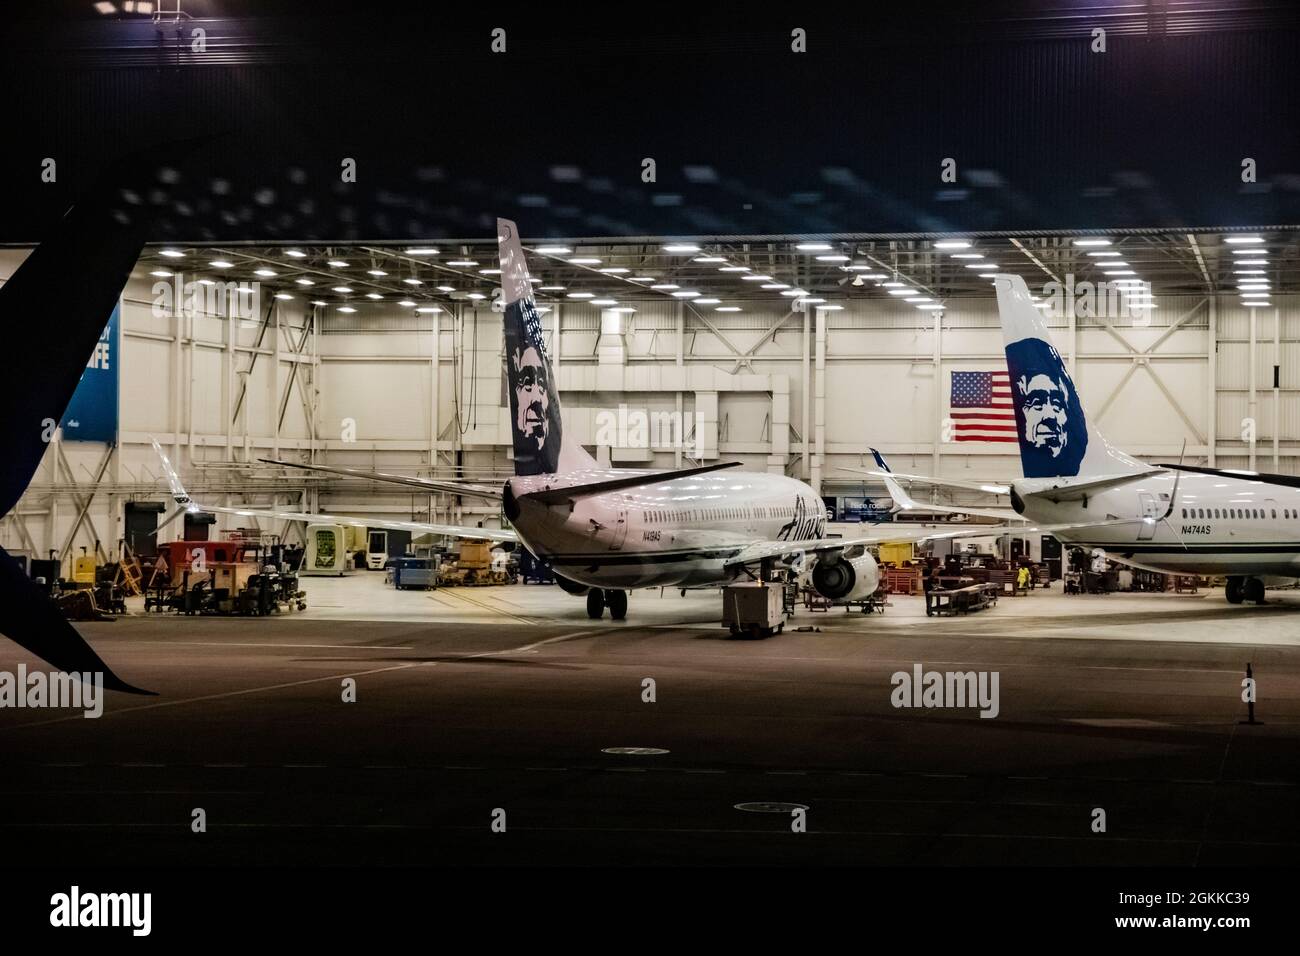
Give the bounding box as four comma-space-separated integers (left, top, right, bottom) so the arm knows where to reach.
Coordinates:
1, 576, 1296, 865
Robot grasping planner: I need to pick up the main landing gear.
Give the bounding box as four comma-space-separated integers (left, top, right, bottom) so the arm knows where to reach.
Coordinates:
1225, 576, 1266, 605
586, 588, 628, 620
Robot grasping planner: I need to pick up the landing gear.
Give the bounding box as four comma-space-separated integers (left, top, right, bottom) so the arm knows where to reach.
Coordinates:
607, 589, 628, 620
1226, 576, 1266, 604
1244, 577, 1266, 604
586, 588, 628, 619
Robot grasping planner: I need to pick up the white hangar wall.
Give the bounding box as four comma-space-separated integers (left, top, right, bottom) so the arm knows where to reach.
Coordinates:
1, 248, 1295, 565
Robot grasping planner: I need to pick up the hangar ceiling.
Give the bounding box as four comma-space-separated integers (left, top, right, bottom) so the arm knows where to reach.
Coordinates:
135, 228, 1298, 317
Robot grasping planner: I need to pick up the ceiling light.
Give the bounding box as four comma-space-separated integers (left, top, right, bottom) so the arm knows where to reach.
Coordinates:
567, 292, 595, 299
366, 293, 382, 300
403, 278, 423, 285
275, 293, 293, 300
327, 260, 348, 268
404, 247, 439, 255
436, 285, 456, 292
466, 293, 486, 300
591, 298, 619, 306
533, 245, 572, 255
1088, 251, 1120, 257
671, 290, 700, 298
1072, 239, 1112, 247
950, 253, 983, 259
694, 298, 721, 305
744, 275, 774, 281
629, 276, 656, 282
967, 263, 997, 269
254, 268, 277, 277
337, 306, 356, 313
650, 283, 680, 290
209, 260, 233, 268
416, 306, 442, 313
1225, 236, 1264, 244
719, 266, 751, 272
715, 306, 742, 312
815, 255, 849, 262
332, 286, 353, 293
398, 300, 416, 307
198, 279, 215, 286
693, 256, 726, 263
663, 243, 701, 253
887, 288, 916, 296
795, 242, 832, 251
367, 269, 387, 277
295, 278, 314, 286
1232, 247, 1267, 255
917, 304, 944, 310
598, 267, 629, 274
159, 249, 185, 258
934, 240, 971, 250
446, 259, 478, 267
284, 249, 306, 258
149, 270, 173, 278
568, 257, 601, 265
905, 297, 932, 304
538, 285, 565, 291
480, 268, 502, 276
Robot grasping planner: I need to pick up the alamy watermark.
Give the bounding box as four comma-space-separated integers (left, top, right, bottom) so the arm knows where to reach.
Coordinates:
891, 663, 1000, 719
0, 667, 103, 718
1040, 274, 1154, 325
152, 273, 261, 320
593, 404, 704, 457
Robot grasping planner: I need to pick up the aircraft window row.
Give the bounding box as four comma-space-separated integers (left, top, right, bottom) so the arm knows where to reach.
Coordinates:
644, 505, 791, 524
1180, 507, 1287, 520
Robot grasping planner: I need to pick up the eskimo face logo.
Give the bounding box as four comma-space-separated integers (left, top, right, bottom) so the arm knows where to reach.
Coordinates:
1005, 338, 1088, 478
512, 343, 550, 453
1017, 372, 1070, 458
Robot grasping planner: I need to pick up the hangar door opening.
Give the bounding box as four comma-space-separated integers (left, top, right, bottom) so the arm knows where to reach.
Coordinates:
125, 501, 165, 557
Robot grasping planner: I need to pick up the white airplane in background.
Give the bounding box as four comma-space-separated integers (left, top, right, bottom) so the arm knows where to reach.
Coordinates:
160, 219, 1062, 622
853, 272, 1300, 606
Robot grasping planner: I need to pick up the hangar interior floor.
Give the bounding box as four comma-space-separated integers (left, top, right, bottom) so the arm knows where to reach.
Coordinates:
2, 573, 1298, 866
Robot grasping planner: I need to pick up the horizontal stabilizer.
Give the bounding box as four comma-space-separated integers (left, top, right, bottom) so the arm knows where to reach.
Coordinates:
521, 462, 741, 506
259, 458, 502, 500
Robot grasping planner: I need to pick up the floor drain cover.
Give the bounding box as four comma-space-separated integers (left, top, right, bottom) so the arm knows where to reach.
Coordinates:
601, 747, 670, 755
734, 801, 808, 813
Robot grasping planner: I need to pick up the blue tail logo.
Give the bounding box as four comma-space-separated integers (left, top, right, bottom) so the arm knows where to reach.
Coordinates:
1004, 337, 1088, 478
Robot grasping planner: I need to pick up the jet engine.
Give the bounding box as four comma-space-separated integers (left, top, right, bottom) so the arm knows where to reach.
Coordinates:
809, 547, 880, 602
554, 572, 590, 596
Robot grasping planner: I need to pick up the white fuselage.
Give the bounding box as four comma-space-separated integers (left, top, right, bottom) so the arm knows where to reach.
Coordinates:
1019, 470, 1300, 577
507, 469, 826, 588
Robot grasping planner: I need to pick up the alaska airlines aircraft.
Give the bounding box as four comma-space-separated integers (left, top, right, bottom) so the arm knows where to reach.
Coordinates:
218, 219, 1025, 621
861, 273, 1300, 606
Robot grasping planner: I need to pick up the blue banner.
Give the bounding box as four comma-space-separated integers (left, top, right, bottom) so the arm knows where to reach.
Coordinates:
61, 301, 119, 442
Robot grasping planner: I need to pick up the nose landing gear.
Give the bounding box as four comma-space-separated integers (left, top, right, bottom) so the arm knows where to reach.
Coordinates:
586, 588, 628, 620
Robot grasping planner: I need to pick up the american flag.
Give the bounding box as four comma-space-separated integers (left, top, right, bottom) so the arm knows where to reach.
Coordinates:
950, 370, 1016, 443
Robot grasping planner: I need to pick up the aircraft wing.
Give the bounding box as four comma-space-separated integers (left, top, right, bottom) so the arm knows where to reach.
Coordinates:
841, 466, 1011, 496
723, 516, 1147, 570
194, 502, 516, 543
259, 458, 503, 500
153, 440, 515, 543
861, 448, 1022, 521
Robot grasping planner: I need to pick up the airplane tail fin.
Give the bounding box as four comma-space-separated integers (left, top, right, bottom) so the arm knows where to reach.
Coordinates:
0, 147, 184, 695
994, 274, 1146, 479
498, 218, 597, 476
869, 448, 918, 513
151, 438, 198, 531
